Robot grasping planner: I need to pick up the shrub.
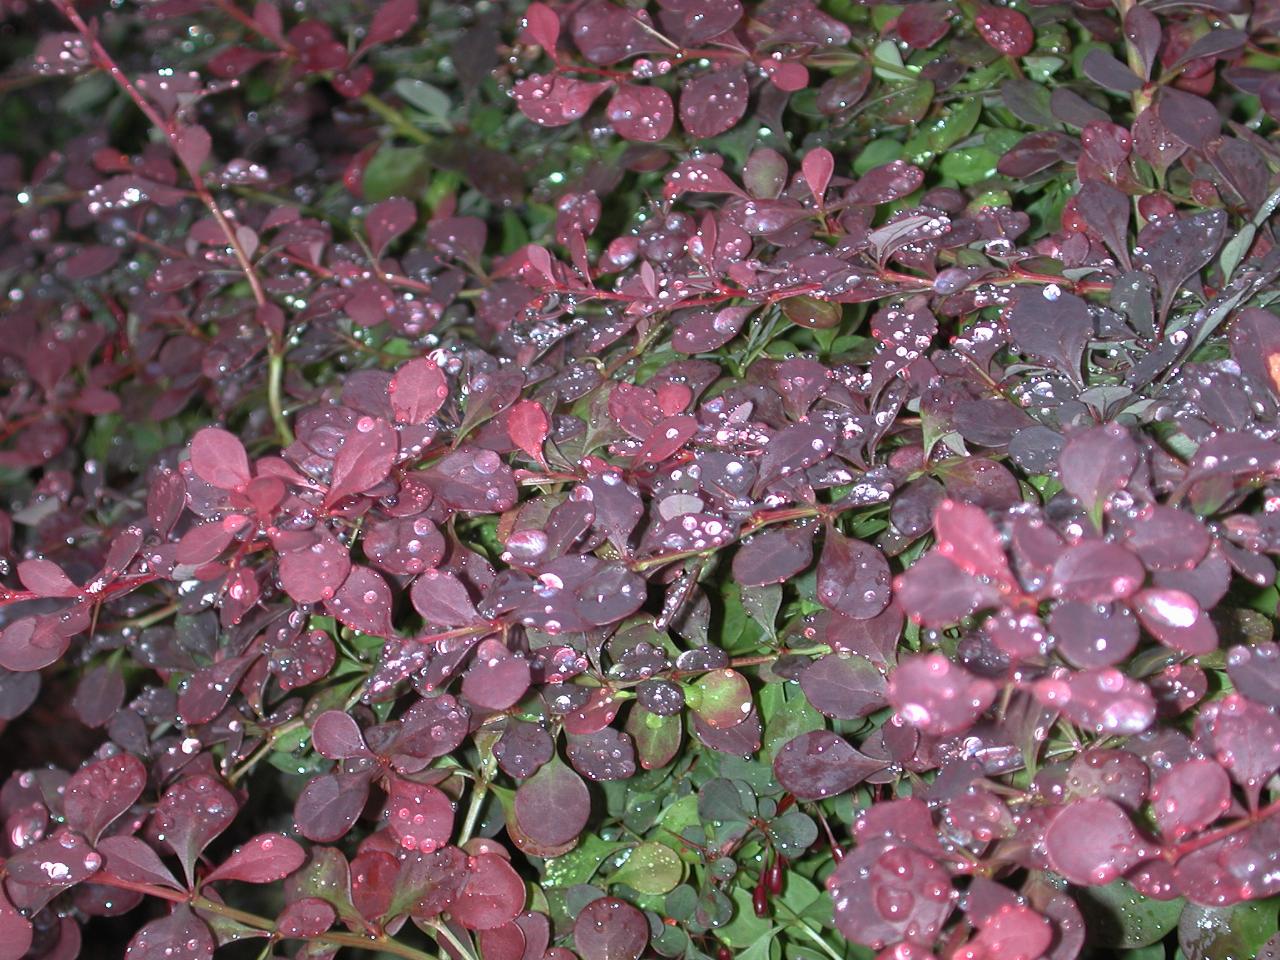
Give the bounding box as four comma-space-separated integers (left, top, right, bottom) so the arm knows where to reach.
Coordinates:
2, 0, 1280, 958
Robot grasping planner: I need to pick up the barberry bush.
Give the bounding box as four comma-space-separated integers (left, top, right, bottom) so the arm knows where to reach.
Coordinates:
3, 0, 1280, 957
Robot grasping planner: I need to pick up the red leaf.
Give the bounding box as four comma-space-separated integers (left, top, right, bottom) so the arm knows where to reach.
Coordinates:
975, 6, 1034, 57
522, 2, 560, 54
390, 357, 449, 424
366, 197, 417, 257
312, 710, 370, 760
154, 775, 238, 885
189, 427, 251, 492
385, 777, 454, 853
801, 147, 834, 203
325, 416, 397, 508
514, 74, 610, 127
325, 566, 395, 636
606, 84, 675, 142
125, 905, 214, 960
205, 833, 306, 884
17, 558, 77, 597
64, 753, 147, 844
451, 854, 526, 930
362, 0, 419, 50
507, 400, 550, 466
97, 836, 185, 891
0, 888, 32, 960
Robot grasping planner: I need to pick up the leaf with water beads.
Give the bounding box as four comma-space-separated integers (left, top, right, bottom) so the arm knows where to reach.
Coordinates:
1201, 694, 1280, 805
574, 897, 649, 960
1033, 668, 1155, 736
324, 416, 396, 509
1050, 601, 1139, 669
97, 836, 184, 892
799, 654, 887, 719
325, 565, 395, 637
1050, 541, 1146, 603
773, 731, 887, 800
365, 197, 416, 258
125, 905, 214, 960
515, 74, 611, 127
278, 527, 352, 605
607, 84, 674, 142
679, 67, 749, 138
1226, 643, 1280, 707
1043, 799, 1146, 886
1150, 759, 1231, 841
188, 427, 251, 492
816, 528, 892, 619
276, 898, 336, 939
0, 887, 31, 960
690, 669, 752, 729
421, 447, 517, 513
311, 710, 370, 760
1058, 423, 1138, 516
389, 357, 449, 425
895, 554, 1000, 628
959, 904, 1053, 960
974, 5, 1033, 56
451, 854, 526, 931
63, 752, 147, 844
384, 777, 454, 854
827, 840, 955, 950
461, 641, 531, 711
567, 727, 637, 781
887, 654, 997, 736
294, 771, 372, 843
204, 833, 306, 884
155, 775, 238, 885
1133, 588, 1218, 655
732, 524, 814, 587
6, 828, 102, 888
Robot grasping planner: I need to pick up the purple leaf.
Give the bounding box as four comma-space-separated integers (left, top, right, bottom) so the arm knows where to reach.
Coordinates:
125, 905, 214, 960
606, 84, 674, 142
774, 731, 887, 800
680, 67, 749, 138
325, 416, 396, 508
366, 197, 417, 257
189, 427, 251, 492
514, 758, 589, 848
154, 775, 238, 884
205, 833, 306, 884
816, 528, 892, 619
63, 753, 147, 844
1043, 799, 1145, 885
385, 777, 453, 853
325, 566, 395, 637
574, 898, 648, 960
888, 654, 997, 735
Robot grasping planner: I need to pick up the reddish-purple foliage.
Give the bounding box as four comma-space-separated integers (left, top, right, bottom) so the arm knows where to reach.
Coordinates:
3, 0, 1280, 958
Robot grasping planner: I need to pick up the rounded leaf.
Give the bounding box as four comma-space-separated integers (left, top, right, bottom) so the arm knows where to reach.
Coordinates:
514, 758, 589, 848
574, 897, 649, 960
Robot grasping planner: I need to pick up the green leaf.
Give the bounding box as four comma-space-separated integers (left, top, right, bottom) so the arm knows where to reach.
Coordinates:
940, 147, 1001, 185
720, 887, 774, 947
926, 97, 981, 153
1178, 899, 1280, 960
363, 144, 431, 201
767, 811, 818, 860
392, 79, 451, 128
542, 835, 626, 888
698, 778, 755, 823
611, 841, 684, 895
1075, 879, 1184, 948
